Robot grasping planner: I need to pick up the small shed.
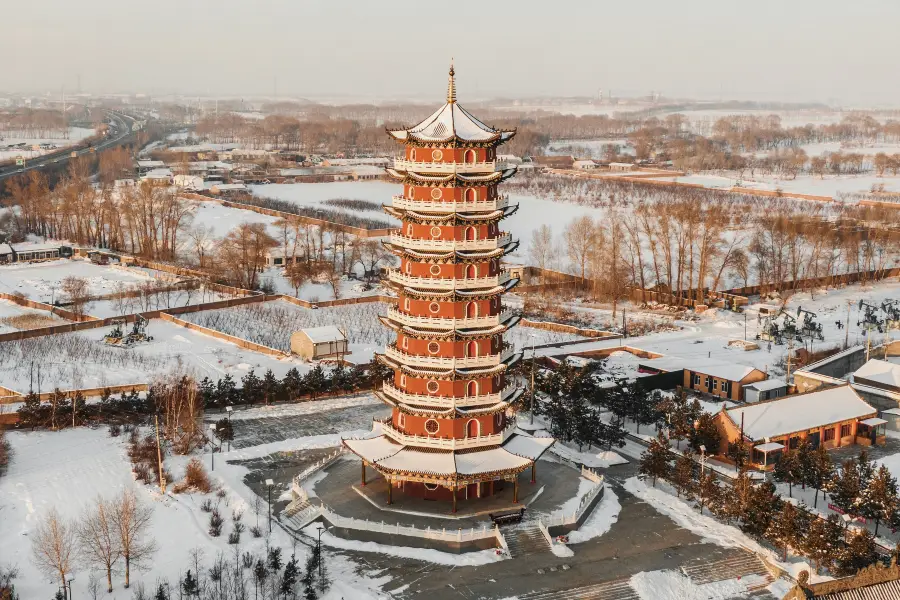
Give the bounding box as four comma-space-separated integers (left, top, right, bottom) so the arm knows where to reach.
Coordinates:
743, 378, 787, 403
290, 326, 348, 360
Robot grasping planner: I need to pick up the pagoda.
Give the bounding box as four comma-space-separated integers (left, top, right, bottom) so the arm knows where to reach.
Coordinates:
344, 65, 554, 512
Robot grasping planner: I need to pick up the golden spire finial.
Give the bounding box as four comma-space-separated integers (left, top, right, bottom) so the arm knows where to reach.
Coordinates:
447, 59, 456, 104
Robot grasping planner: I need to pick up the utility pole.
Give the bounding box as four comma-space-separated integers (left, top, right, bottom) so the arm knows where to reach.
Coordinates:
744, 312, 747, 341
530, 334, 537, 424
786, 337, 794, 384
844, 302, 851, 350
155, 414, 166, 493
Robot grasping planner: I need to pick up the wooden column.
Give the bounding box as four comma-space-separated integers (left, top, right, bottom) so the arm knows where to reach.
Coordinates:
513, 477, 519, 503
490, 480, 495, 496
531, 463, 536, 484
387, 480, 392, 505
361, 462, 366, 486
452, 486, 457, 513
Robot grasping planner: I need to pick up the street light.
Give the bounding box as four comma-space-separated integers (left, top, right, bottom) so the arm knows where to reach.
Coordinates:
529, 333, 538, 425
265, 478, 274, 533
316, 525, 328, 586
209, 423, 217, 471
699, 444, 707, 475
65, 575, 75, 600
225, 406, 233, 451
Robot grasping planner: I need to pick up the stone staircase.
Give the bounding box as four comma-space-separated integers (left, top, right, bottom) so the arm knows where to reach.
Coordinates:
504, 523, 552, 558
517, 577, 639, 600
279, 498, 320, 532
681, 549, 774, 594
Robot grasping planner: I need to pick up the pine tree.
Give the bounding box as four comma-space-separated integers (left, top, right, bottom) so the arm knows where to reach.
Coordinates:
857, 465, 899, 536
829, 458, 862, 520
242, 370, 262, 404
282, 368, 304, 401
774, 449, 801, 497
154, 582, 170, 600
304, 366, 327, 400
598, 418, 627, 452
628, 385, 659, 435
198, 377, 217, 408
267, 547, 283, 573
672, 452, 695, 499
742, 481, 781, 539
795, 439, 815, 491
808, 444, 835, 509
767, 501, 802, 560
726, 441, 749, 472
217, 374, 239, 406
214, 418, 234, 451
836, 529, 877, 576
688, 412, 721, 455
803, 514, 845, 574
722, 469, 756, 523
17, 390, 42, 430
181, 570, 199, 598
262, 369, 280, 405
639, 431, 671, 487
281, 553, 299, 600
696, 471, 721, 515
253, 558, 269, 600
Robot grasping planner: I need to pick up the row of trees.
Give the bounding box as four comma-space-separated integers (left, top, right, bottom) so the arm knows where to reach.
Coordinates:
639, 437, 882, 576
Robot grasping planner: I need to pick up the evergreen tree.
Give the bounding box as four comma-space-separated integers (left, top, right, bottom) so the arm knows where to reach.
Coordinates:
181, 570, 199, 598
836, 529, 878, 576
572, 403, 595, 451
217, 374, 239, 406
154, 582, 170, 600
16, 391, 43, 430
857, 450, 876, 489
267, 547, 283, 573
688, 412, 721, 455
696, 471, 721, 515
639, 431, 671, 487
214, 418, 234, 452
774, 449, 801, 497
795, 439, 815, 491
262, 369, 280, 405
672, 452, 696, 499
242, 370, 262, 404
829, 458, 863, 520
281, 553, 299, 599
803, 514, 845, 574
857, 465, 899, 536
304, 366, 327, 400
631, 388, 662, 435
598, 418, 627, 452
726, 441, 749, 472
742, 481, 781, 539
808, 444, 835, 509
723, 469, 756, 523
253, 559, 269, 599
198, 377, 217, 407
767, 501, 802, 561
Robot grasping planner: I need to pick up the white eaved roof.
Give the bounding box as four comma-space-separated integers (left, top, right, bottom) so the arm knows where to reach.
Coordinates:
0, 243, 13, 255
455, 448, 530, 475
389, 102, 501, 142
343, 436, 401, 463
377, 449, 456, 476
853, 359, 900, 390
744, 379, 787, 392
754, 442, 785, 453
687, 359, 763, 382
726, 386, 875, 441
137, 160, 165, 168
300, 326, 346, 344
502, 432, 555, 460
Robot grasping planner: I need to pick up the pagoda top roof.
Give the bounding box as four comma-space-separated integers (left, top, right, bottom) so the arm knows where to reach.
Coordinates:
387, 65, 515, 145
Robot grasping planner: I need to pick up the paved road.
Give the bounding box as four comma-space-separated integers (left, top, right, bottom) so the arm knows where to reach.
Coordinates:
0, 110, 136, 181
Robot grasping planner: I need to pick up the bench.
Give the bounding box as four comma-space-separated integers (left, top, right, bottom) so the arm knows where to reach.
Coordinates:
489, 507, 526, 526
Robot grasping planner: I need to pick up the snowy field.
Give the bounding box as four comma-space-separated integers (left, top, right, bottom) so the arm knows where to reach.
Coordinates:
545, 138, 635, 158
248, 180, 402, 224
0, 259, 157, 303
646, 170, 900, 198
0, 420, 382, 599
0, 298, 68, 333
0, 318, 312, 394
256, 267, 388, 301
798, 140, 900, 158
181, 299, 390, 361
0, 126, 95, 161
85, 287, 235, 319
184, 199, 283, 244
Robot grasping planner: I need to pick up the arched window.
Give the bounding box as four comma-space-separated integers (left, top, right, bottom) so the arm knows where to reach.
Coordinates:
398, 413, 406, 428
464, 149, 477, 164
406, 224, 413, 235
467, 380, 478, 397
410, 149, 417, 161
402, 337, 408, 349
466, 340, 478, 357
464, 226, 477, 241
495, 412, 503, 427
466, 188, 477, 202
404, 298, 410, 311
466, 301, 478, 318
405, 261, 412, 274
466, 264, 477, 279
400, 374, 407, 387
466, 419, 480, 438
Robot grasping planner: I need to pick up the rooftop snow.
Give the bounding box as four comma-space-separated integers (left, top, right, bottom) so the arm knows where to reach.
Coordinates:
343, 435, 401, 463
377, 448, 457, 476
300, 325, 346, 344
725, 386, 876, 441
743, 379, 787, 392
389, 102, 504, 142
853, 359, 900, 390
455, 448, 530, 475
502, 432, 555, 460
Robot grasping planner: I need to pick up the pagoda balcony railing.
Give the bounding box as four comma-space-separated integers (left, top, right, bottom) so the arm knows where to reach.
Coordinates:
386, 269, 511, 290
394, 158, 507, 174
385, 306, 515, 330
380, 381, 517, 408
391, 195, 509, 213
385, 345, 515, 369
377, 416, 517, 450
389, 232, 512, 252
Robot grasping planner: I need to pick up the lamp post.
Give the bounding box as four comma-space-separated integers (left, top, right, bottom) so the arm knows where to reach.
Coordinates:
529, 333, 537, 425
265, 478, 274, 533
225, 406, 233, 451
209, 423, 217, 471
699, 444, 706, 475
65, 576, 75, 600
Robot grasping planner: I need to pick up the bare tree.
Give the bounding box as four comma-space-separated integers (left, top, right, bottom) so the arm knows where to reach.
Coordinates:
78, 496, 122, 593
112, 490, 157, 589
61, 276, 92, 320
529, 224, 555, 282
31, 508, 78, 599
563, 215, 597, 282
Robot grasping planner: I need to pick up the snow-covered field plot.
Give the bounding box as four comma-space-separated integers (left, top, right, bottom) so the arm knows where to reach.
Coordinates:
184, 199, 283, 242
0, 318, 311, 393
0, 425, 382, 598
181, 299, 390, 359
798, 140, 900, 158
504, 191, 602, 261
545, 138, 635, 158
0, 259, 156, 303
256, 267, 389, 301
646, 170, 900, 198
0, 126, 95, 161
0, 298, 68, 333
85, 287, 235, 319
248, 181, 402, 224
506, 324, 589, 351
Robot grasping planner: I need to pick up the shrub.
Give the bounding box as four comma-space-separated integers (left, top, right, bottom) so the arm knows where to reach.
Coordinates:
133, 463, 151, 483
200, 498, 214, 513
185, 458, 212, 493
108, 424, 121, 437
227, 531, 241, 545
249, 526, 263, 538
208, 509, 224, 537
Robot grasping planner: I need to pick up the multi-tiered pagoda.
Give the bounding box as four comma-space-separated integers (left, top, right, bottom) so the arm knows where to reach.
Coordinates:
344, 65, 554, 512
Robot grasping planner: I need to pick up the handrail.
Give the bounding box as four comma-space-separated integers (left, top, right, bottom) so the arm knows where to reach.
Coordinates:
386, 269, 511, 290
389, 232, 512, 251
390, 195, 510, 213
385, 345, 515, 368
539, 472, 605, 529
385, 306, 515, 329
380, 381, 517, 408
379, 418, 516, 450
394, 158, 507, 174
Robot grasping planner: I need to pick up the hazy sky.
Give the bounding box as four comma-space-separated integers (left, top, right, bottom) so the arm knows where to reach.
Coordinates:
4, 0, 900, 106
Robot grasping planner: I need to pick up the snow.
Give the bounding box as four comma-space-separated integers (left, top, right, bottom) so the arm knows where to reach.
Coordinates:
629, 570, 748, 600
0, 259, 154, 303
390, 102, 501, 142
725, 385, 875, 442
299, 325, 346, 344
853, 359, 900, 389
0, 298, 67, 333
184, 199, 283, 241
301, 523, 505, 567
647, 171, 900, 199
247, 180, 401, 222
564, 484, 621, 544
0, 126, 95, 161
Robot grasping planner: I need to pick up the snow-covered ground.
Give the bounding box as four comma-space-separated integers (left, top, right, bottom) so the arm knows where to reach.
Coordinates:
248, 181, 402, 224
184, 199, 283, 243
0, 298, 68, 333
545, 138, 635, 158
0, 317, 312, 394
647, 170, 900, 199
85, 287, 234, 319
0, 425, 384, 599
0, 259, 156, 304
0, 126, 95, 161
256, 267, 388, 301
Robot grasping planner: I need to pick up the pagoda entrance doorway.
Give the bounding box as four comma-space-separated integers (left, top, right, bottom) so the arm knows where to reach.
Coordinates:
466, 301, 477, 318
466, 419, 480, 438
